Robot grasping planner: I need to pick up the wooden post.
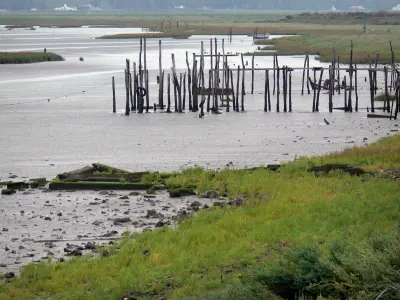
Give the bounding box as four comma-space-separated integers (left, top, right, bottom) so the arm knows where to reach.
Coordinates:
241, 53, 246, 96
329, 65, 333, 113
207, 69, 212, 112
183, 72, 186, 111
215, 54, 220, 111
167, 73, 171, 112
384, 66, 389, 112
226, 65, 230, 113
174, 80, 178, 112
374, 54, 379, 95
201, 41, 206, 112
125, 70, 130, 116
368, 70, 374, 113
283, 66, 287, 112
306, 55, 310, 94
186, 51, 192, 111
332, 48, 336, 95
289, 70, 292, 112
112, 76, 116, 113
145, 70, 149, 113
344, 76, 347, 112
139, 38, 143, 85
312, 68, 316, 112
301, 55, 307, 95
241, 64, 245, 112
221, 39, 226, 107
230, 69, 235, 112
276, 65, 280, 112
348, 40, 353, 113
337, 55, 340, 95
210, 38, 213, 76
251, 54, 255, 94
133, 62, 137, 111
316, 68, 323, 112
273, 54, 276, 95
129, 73, 133, 110
355, 64, 358, 112
159, 40, 163, 109
264, 70, 268, 112
236, 66, 240, 112
178, 73, 182, 112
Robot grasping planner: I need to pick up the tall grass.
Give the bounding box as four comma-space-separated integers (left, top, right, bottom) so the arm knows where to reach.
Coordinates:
0, 135, 399, 299
0, 52, 64, 64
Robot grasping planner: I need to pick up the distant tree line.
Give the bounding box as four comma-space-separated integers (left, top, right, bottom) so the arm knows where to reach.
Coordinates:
1, 0, 399, 11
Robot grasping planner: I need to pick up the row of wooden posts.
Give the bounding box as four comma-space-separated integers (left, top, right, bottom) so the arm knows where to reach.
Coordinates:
111, 38, 400, 120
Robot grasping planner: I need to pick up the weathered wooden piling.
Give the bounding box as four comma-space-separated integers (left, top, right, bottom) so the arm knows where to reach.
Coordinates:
369, 69, 375, 113
241, 62, 245, 111
241, 53, 246, 96
112, 76, 116, 113
273, 54, 276, 95
348, 41, 353, 113
354, 65, 358, 112
316, 68, 323, 112
384, 66, 389, 112
288, 69, 292, 112
374, 54, 379, 95
178, 73, 182, 112
145, 69, 149, 113
276, 65, 280, 112
328, 65, 333, 112
133, 62, 137, 111
264, 70, 268, 112
236, 66, 240, 112
185, 51, 192, 111
167, 73, 171, 112
129, 73, 133, 110
332, 47, 336, 95
344, 76, 348, 112
337, 56, 340, 95
158, 40, 164, 109
183, 72, 186, 111
312, 67, 317, 112
125, 70, 130, 116
306, 55, 310, 94
207, 70, 212, 112
301, 55, 307, 95
230, 69, 236, 112
251, 54, 255, 94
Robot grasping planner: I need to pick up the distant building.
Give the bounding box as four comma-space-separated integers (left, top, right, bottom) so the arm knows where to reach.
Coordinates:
174, 5, 185, 9
77, 5, 101, 11
54, 4, 77, 11
349, 5, 365, 10
30, 8, 39, 11
331, 5, 337, 11
392, 4, 400, 10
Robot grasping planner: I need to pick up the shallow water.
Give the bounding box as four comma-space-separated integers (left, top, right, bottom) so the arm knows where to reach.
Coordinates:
0, 27, 397, 180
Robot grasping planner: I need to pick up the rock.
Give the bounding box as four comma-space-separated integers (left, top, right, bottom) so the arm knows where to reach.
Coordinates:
8, 175, 18, 179
129, 191, 140, 196
146, 209, 163, 219
66, 249, 82, 257
44, 217, 52, 221
1, 189, 16, 195
57, 212, 63, 217
190, 201, 202, 208
204, 190, 219, 199
113, 217, 131, 225
6, 182, 28, 190
213, 202, 225, 208
119, 196, 129, 200
144, 195, 156, 199
168, 187, 196, 198
2, 228, 9, 232
155, 221, 165, 228
89, 202, 99, 205
0, 264, 7, 268
143, 249, 150, 255
4, 272, 15, 279
84, 242, 96, 250
99, 191, 108, 195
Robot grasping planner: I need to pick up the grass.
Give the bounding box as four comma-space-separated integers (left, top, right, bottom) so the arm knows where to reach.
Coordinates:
97, 32, 192, 39
256, 29, 400, 64
375, 92, 397, 102
1, 12, 399, 63
0, 52, 64, 64
0, 135, 399, 299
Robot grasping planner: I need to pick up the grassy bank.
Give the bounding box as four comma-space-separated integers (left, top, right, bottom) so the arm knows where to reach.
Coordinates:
0, 135, 399, 299
255, 28, 400, 64
0, 52, 64, 64
97, 32, 192, 39
1, 12, 399, 64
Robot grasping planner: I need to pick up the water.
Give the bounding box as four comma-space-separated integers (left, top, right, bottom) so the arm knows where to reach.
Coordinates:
0, 27, 397, 180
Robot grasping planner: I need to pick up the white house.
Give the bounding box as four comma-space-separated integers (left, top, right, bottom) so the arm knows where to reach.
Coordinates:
392, 4, 400, 10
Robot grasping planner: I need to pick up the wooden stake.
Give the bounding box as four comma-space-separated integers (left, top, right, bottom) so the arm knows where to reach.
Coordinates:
230, 69, 235, 111
328, 65, 333, 112
316, 68, 323, 112
167, 73, 171, 112
251, 54, 255, 94
264, 70, 268, 112
301, 55, 307, 95
185, 51, 192, 111
236, 66, 240, 112
125, 70, 130, 116
306, 55, 310, 94
112, 76, 116, 113
183, 72, 186, 111
133, 62, 137, 111
355, 64, 358, 112
289, 70, 292, 112
159, 40, 163, 108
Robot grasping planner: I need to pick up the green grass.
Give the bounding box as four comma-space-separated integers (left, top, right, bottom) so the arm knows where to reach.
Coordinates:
257, 29, 400, 64
0, 135, 399, 299
0, 52, 64, 64
97, 32, 192, 39
375, 93, 397, 102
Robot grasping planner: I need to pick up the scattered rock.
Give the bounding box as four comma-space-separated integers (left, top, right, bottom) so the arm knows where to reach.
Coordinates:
143, 249, 150, 255
44, 217, 52, 221
101, 230, 119, 237
8, 175, 18, 179
168, 187, 196, 198
146, 209, 163, 219
204, 190, 219, 199
213, 202, 225, 208
129, 191, 140, 196
113, 217, 131, 225
7, 182, 28, 190
4, 272, 15, 279
1, 189, 16, 195
84, 242, 96, 250
155, 221, 165, 228
0, 264, 7, 268
190, 201, 202, 208
119, 196, 129, 200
